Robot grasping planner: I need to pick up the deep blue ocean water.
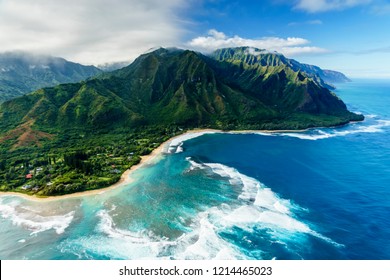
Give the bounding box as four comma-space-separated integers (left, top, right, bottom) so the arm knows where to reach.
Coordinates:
0, 79, 389, 260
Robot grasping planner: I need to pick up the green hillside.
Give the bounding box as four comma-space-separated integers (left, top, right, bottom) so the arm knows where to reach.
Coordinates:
0, 47, 363, 196
0, 48, 362, 132
210, 47, 351, 89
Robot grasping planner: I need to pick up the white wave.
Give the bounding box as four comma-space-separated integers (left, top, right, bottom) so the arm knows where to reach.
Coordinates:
227, 131, 276, 137
61, 206, 245, 260
68, 209, 177, 259
97, 210, 157, 244
187, 158, 341, 247
167, 131, 218, 153
0, 198, 74, 235
279, 119, 390, 140
173, 210, 245, 260
200, 162, 294, 214
61, 158, 343, 259
168, 141, 184, 154
185, 157, 206, 170
176, 142, 184, 153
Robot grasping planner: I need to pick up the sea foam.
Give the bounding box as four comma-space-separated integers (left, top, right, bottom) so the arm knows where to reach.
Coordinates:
0, 198, 74, 235
186, 158, 342, 247
168, 131, 218, 153
57, 155, 343, 259
278, 118, 390, 141
69, 159, 342, 259
60, 208, 178, 260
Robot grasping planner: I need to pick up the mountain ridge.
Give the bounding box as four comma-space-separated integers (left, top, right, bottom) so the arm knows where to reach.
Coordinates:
0, 52, 102, 103
0, 47, 362, 135
210, 47, 350, 89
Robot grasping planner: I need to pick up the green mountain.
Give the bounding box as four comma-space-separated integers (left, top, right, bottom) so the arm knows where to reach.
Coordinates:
210, 47, 350, 89
0, 52, 102, 103
0, 47, 362, 134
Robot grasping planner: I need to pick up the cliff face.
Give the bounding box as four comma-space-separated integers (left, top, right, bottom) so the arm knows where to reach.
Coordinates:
211, 47, 351, 87
209, 47, 349, 113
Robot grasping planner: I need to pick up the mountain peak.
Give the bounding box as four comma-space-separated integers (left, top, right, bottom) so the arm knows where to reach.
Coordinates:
210, 46, 288, 68
142, 47, 186, 57
219, 46, 279, 55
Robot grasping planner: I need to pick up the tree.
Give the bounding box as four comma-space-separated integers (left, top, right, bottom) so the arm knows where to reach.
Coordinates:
0, 160, 5, 171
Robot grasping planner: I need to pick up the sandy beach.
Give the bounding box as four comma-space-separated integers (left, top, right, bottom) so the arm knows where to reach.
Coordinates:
0, 128, 215, 202
0, 128, 304, 202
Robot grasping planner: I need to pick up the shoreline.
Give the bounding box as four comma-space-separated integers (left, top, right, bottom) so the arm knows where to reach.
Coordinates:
0, 128, 306, 202
0, 133, 172, 202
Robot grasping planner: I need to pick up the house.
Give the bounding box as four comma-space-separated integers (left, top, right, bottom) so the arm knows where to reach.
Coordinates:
25, 174, 33, 179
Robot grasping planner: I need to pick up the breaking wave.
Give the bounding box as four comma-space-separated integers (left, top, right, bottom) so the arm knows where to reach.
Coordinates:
187, 159, 342, 247
60, 159, 342, 259
277, 118, 390, 141
61, 204, 244, 260
0, 198, 74, 235
167, 131, 217, 153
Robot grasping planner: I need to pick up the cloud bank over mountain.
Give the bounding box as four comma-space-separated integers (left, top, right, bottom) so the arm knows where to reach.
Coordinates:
0, 0, 186, 64
186, 29, 328, 57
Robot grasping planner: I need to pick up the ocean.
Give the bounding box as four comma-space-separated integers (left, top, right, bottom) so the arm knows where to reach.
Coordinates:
0, 79, 389, 260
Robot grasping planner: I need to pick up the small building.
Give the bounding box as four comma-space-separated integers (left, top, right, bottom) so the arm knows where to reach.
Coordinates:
25, 174, 33, 179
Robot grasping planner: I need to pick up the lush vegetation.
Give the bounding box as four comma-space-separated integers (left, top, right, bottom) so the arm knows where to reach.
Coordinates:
0, 47, 364, 196
210, 47, 351, 88
0, 125, 182, 196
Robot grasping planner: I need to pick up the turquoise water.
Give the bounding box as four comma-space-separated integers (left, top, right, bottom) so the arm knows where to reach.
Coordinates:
1, 79, 390, 259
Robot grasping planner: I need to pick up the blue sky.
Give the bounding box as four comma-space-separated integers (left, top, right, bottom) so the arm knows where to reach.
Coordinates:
0, 0, 389, 78
182, 0, 390, 78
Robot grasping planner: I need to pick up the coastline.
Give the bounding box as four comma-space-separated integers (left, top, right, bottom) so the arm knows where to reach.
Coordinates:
0, 132, 171, 202
0, 128, 305, 202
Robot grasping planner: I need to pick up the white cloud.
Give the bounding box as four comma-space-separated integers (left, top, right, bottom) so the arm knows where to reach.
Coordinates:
0, 0, 187, 65
186, 29, 328, 57
295, 0, 372, 13
208, 29, 227, 40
